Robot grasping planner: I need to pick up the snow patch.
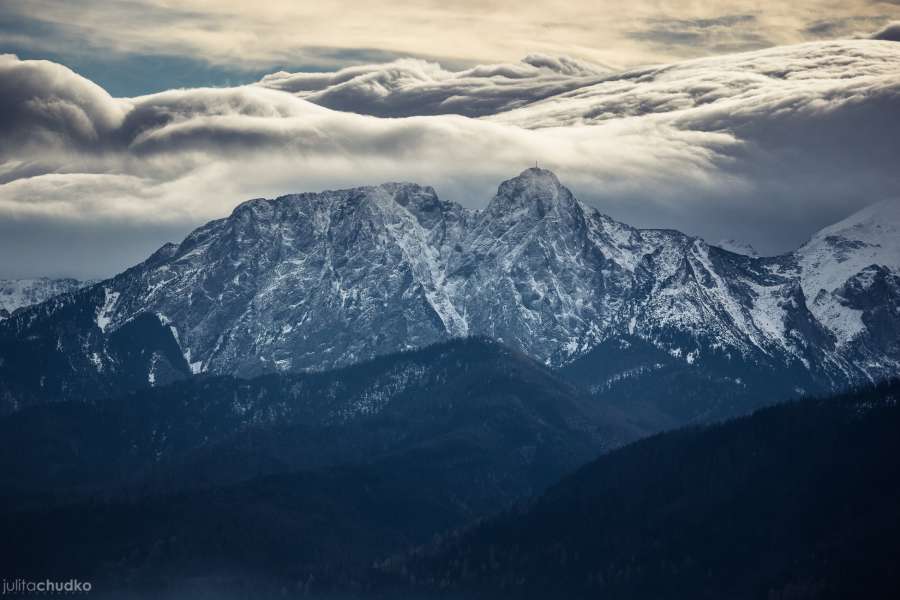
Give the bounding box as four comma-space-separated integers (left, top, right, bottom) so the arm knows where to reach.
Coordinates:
95, 288, 120, 333
147, 354, 159, 385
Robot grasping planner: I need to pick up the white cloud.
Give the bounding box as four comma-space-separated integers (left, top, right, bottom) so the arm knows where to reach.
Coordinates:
0, 40, 899, 277
0, 54, 126, 152
256, 55, 610, 117
488, 41, 900, 128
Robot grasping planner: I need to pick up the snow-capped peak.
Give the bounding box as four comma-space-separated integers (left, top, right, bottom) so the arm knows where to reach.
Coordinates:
802, 199, 900, 263
796, 198, 900, 347
797, 199, 900, 293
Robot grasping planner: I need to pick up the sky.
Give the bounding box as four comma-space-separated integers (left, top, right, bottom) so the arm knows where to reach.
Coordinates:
1, 1, 899, 278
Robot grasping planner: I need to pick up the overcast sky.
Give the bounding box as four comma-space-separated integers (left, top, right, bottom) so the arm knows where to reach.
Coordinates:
1, 1, 899, 278
3, 1, 900, 89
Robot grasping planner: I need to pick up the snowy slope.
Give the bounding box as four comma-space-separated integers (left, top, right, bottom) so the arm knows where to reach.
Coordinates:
794, 200, 900, 378
797, 200, 900, 343
90, 183, 469, 376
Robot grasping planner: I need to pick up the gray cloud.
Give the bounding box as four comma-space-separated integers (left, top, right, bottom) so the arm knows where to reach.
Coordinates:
0, 54, 125, 153
803, 15, 893, 39
489, 41, 900, 127
5, 1, 899, 73
0, 215, 190, 279
871, 21, 900, 40
256, 55, 610, 117
627, 15, 772, 54
1, 41, 899, 278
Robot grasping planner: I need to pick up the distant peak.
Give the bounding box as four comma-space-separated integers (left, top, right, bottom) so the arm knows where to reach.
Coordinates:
807, 198, 900, 246
716, 238, 759, 257
374, 181, 436, 197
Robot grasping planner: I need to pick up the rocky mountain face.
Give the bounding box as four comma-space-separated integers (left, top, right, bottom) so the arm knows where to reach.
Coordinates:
0, 168, 897, 418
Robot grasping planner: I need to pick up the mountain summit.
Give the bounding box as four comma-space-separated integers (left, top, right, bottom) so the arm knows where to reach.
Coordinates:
1, 171, 897, 421
487, 167, 577, 214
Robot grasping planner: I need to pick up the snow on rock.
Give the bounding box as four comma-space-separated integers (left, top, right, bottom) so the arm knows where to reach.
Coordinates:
2, 170, 898, 391
95, 288, 120, 333
797, 199, 900, 347
0, 278, 92, 316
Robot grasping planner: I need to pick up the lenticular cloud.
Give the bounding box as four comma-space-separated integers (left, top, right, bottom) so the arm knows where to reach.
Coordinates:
256, 54, 611, 117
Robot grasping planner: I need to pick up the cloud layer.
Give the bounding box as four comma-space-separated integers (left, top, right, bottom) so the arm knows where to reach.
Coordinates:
256, 55, 610, 117
3, 1, 899, 72
1, 39, 899, 278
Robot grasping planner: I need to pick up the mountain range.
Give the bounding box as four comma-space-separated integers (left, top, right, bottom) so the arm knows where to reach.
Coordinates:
0, 277, 92, 319
1, 168, 898, 424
